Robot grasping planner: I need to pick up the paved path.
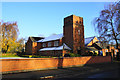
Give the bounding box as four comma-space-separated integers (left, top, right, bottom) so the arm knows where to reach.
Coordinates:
2, 62, 120, 80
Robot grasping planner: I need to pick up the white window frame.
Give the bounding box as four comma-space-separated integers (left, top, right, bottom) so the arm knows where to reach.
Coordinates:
42, 43, 46, 47
54, 41, 59, 46
48, 42, 52, 47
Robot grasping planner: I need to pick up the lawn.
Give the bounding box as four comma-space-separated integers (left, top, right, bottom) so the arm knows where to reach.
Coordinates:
1, 53, 21, 57
1, 53, 57, 58
1, 53, 81, 58
21, 55, 58, 58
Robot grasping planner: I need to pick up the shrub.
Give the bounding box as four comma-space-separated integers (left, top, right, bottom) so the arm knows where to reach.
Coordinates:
64, 54, 70, 57
93, 52, 98, 56
83, 52, 95, 56
29, 55, 32, 58
88, 52, 93, 56
68, 53, 81, 57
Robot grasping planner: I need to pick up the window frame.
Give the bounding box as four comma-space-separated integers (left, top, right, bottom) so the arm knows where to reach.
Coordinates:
54, 41, 59, 46
42, 43, 46, 47
78, 30, 80, 35
48, 42, 52, 47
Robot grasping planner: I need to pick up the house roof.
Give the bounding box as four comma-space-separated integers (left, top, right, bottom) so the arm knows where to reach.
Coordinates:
91, 43, 102, 50
38, 33, 63, 42
39, 43, 71, 51
85, 47, 98, 51
30, 37, 44, 42
56, 43, 71, 50
36, 33, 99, 48
85, 36, 95, 46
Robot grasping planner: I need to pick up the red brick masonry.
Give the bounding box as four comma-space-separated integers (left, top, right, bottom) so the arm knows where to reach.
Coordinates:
1, 56, 111, 73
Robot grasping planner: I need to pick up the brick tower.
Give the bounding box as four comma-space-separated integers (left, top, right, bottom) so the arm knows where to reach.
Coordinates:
63, 15, 85, 55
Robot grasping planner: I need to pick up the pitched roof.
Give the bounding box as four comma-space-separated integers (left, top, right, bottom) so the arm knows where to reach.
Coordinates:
91, 43, 102, 50
36, 33, 99, 48
39, 43, 71, 51
39, 47, 57, 51
85, 36, 95, 46
56, 43, 71, 50
30, 37, 44, 42
38, 33, 63, 42
85, 47, 98, 51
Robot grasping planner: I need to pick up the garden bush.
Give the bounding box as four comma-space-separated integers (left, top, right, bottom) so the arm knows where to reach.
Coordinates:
68, 53, 81, 57
93, 52, 98, 56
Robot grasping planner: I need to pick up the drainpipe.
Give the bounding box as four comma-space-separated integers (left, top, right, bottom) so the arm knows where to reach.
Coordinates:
63, 44, 65, 57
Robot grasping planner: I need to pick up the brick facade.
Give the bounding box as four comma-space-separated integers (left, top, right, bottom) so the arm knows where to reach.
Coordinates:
25, 37, 43, 54
63, 15, 85, 54
25, 37, 33, 54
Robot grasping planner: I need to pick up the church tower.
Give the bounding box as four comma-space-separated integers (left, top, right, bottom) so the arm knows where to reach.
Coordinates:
63, 15, 85, 55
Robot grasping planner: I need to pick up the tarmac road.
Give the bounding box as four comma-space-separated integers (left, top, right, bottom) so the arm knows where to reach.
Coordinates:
87, 69, 120, 78
54, 66, 120, 79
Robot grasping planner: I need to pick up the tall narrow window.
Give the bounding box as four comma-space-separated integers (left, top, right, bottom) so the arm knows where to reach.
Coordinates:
78, 30, 80, 35
48, 42, 52, 47
42, 43, 46, 47
54, 41, 59, 46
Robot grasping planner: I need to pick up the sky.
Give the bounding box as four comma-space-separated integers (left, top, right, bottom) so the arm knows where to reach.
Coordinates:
2, 2, 111, 40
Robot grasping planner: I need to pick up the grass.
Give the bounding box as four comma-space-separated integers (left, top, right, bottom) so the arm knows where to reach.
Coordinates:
1, 53, 60, 58
1, 53, 21, 57
21, 55, 60, 58
1, 53, 82, 58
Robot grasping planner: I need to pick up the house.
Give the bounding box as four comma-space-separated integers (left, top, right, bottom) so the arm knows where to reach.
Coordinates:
85, 36, 100, 55
25, 37, 44, 54
25, 15, 85, 56
37, 34, 71, 56
85, 36, 119, 56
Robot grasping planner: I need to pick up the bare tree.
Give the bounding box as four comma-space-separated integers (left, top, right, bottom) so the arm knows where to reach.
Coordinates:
93, 2, 120, 49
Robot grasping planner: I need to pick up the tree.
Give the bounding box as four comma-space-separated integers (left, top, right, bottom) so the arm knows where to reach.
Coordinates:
17, 38, 25, 53
93, 2, 120, 49
1, 21, 19, 53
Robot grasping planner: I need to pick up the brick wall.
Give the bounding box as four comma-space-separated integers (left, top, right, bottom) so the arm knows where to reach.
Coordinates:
73, 15, 85, 54
39, 50, 62, 56
63, 15, 74, 51
1, 56, 111, 73
32, 42, 38, 54
63, 15, 85, 54
25, 38, 32, 54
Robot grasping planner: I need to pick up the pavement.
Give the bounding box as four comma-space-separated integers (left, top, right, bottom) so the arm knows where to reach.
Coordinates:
2, 61, 120, 80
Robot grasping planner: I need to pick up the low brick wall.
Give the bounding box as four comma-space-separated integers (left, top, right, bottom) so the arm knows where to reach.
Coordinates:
0, 56, 111, 73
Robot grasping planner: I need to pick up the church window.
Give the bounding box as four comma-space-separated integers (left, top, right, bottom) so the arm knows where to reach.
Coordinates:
78, 30, 80, 35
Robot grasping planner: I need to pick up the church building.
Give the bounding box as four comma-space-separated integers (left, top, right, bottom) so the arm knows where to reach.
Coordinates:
25, 15, 85, 56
